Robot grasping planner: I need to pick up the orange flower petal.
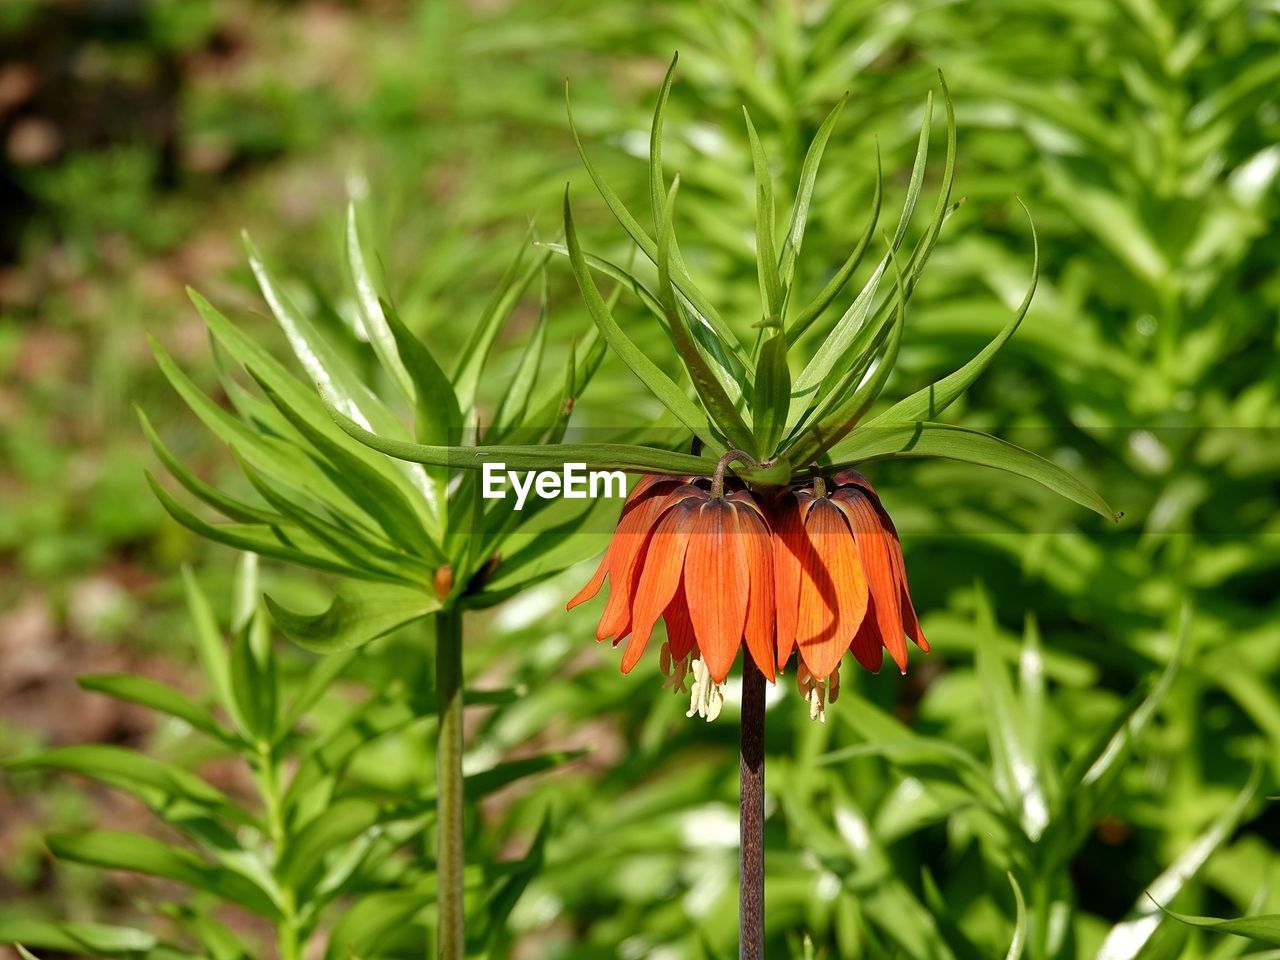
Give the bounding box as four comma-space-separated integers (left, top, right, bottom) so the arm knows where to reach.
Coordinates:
620, 501, 695, 673
850, 615, 885, 673
772, 493, 805, 670
836, 474, 928, 655
732, 498, 776, 683
876, 505, 929, 654
833, 489, 905, 671
567, 476, 677, 612
595, 487, 682, 641
796, 499, 867, 680
685, 499, 749, 684
664, 582, 698, 662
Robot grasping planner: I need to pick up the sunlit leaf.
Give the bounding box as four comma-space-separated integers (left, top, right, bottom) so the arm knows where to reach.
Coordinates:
328, 395, 718, 476
872, 198, 1038, 425
1154, 903, 1280, 947
826, 421, 1118, 521
46, 830, 282, 920
265, 581, 441, 654
1096, 766, 1261, 959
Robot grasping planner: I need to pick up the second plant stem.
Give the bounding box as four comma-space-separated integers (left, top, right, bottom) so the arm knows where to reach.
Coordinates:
436, 607, 465, 960
256, 743, 302, 960
740, 656, 766, 960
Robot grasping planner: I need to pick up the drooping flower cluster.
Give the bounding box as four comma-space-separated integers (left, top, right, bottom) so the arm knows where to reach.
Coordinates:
568, 470, 928, 720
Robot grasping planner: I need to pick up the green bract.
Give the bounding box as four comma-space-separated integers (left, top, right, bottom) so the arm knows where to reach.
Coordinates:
332, 60, 1118, 523
143, 206, 615, 652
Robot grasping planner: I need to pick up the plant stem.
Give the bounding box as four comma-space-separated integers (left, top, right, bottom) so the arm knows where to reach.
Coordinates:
740, 656, 766, 960
711, 448, 759, 498
255, 745, 301, 960
436, 606, 465, 960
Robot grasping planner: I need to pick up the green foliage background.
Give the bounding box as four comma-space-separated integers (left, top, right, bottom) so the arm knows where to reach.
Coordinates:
1, 0, 1278, 957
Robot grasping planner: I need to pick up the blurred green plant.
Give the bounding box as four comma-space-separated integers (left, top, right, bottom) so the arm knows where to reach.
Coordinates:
0, 557, 571, 959
4, 1, 1280, 958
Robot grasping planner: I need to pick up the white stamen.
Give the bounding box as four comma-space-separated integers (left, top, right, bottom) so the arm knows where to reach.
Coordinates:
797, 662, 834, 722
686, 658, 724, 721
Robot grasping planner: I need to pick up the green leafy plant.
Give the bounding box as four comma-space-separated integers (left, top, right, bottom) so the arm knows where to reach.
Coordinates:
136, 208, 613, 958
0, 558, 564, 959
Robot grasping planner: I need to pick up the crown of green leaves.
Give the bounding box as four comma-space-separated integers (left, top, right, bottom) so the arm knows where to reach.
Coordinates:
329, 59, 1116, 522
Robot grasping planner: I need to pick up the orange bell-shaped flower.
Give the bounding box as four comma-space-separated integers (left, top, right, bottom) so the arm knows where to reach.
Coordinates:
774, 470, 928, 680
567, 475, 776, 687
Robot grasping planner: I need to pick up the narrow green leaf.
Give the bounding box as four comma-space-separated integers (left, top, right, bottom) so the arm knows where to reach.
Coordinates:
452, 226, 546, 410
463, 750, 587, 800
229, 610, 277, 743
743, 107, 783, 322
234, 452, 424, 586
973, 586, 1048, 841
752, 331, 790, 455
789, 89, 931, 400
78, 674, 236, 745
329, 397, 717, 476
825, 421, 1119, 521
277, 647, 359, 735
186, 290, 437, 534
5, 744, 245, 822
162, 906, 250, 960
920, 868, 987, 960
779, 94, 848, 302
284, 697, 420, 819
785, 242, 906, 463
901, 72, 957, 289
648, 52, 679, 234
872, 197, 1038, 425
827, 694, 1003, 811
0, 920, 157, 956
379, 293, 455, 525
490, 273, 548, 438
1006, 874, 1028, 960
380, 294, 460, 447
479, 811, 552, 951
542, 240, 742, 398
1097, 766, 1261, 960
787, 245, 890, 415
1154, 904, 1280, 947
148, 474, 371, 580
248, 372, 442, 561
265, 581, 441, 654
789, 144, 881, 342
565, 82, 749, 368
655, 177, 757, 452
137, 408, 276, 525
47, 830, 282, 920
150, 334, 366, 525
1046, 605, 1189, 861
325, 891, 427, 960
345, 203, 414, 403
539, 243, 668, 322
243, 236, 408, 444
181, 567, 242, 732
278, 796, 383, 890
563, 192, 719, 448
